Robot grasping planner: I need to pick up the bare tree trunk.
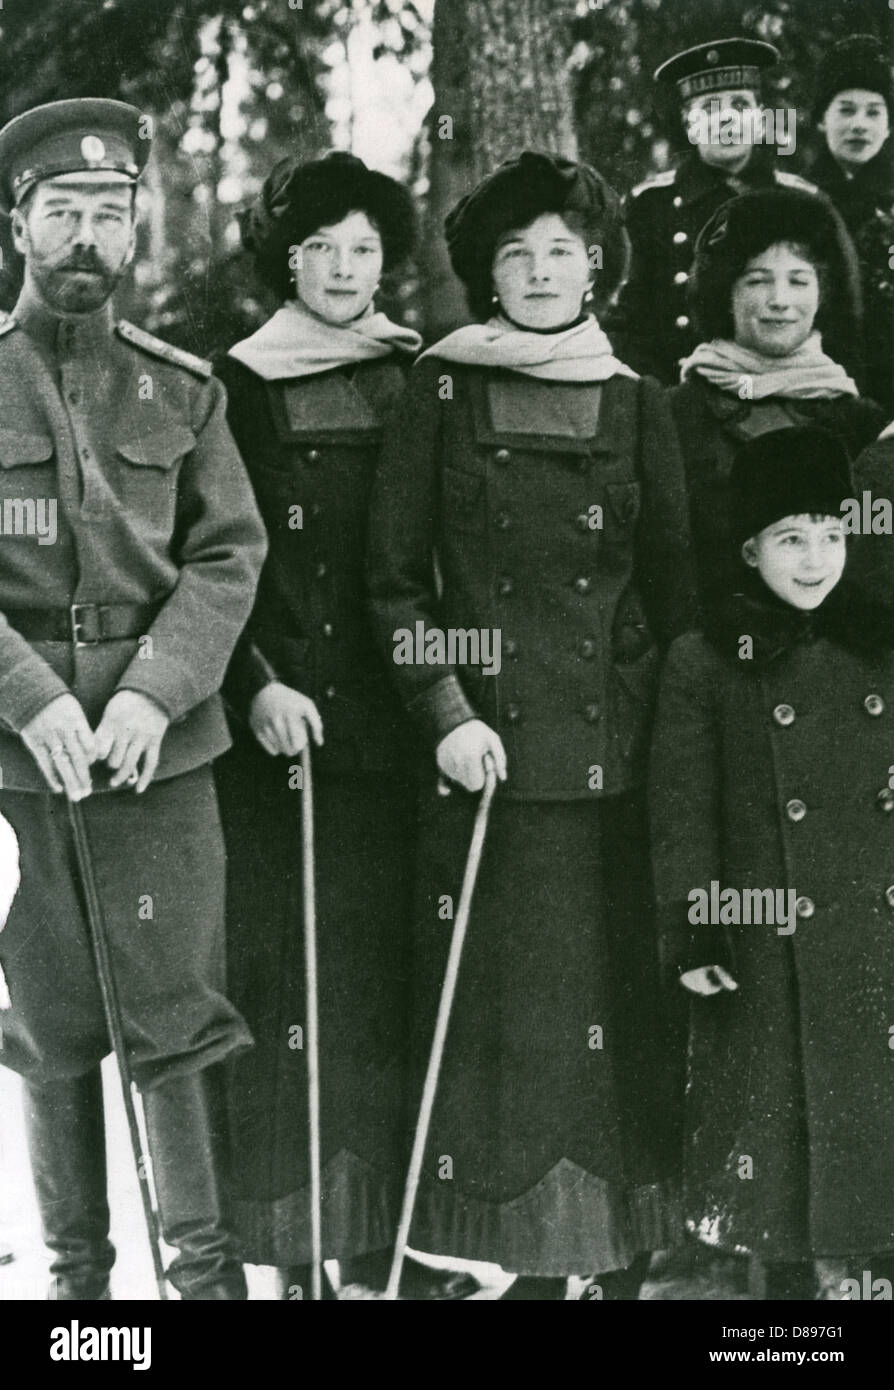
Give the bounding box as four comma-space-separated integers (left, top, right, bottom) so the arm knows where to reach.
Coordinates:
423, 0, 577, 338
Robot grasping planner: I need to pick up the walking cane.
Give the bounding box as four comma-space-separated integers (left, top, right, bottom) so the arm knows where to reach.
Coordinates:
66, 799, 169, 1301
384, 754, 498, 1300
300, 744, 323, 1302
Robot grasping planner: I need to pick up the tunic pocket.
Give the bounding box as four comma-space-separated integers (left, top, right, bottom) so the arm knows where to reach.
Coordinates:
0, 431, 54, 469
115, 425, 195, 527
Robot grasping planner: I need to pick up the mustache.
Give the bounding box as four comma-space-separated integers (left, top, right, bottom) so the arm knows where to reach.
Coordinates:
55, 249, 107, 273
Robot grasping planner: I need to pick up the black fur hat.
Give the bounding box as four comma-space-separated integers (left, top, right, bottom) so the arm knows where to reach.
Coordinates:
812, 34, 894, 125
689, 185, 862, 348
444, 150, 630, 321
242, 150, 417, 299
728, 426, 852, 549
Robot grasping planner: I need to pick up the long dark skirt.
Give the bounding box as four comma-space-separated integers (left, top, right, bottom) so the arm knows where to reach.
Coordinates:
406, 783, 681, 1276
216, 731, 416, 1265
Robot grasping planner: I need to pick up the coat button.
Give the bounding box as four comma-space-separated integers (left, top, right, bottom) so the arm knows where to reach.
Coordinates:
878, 789, 894, 813
504, 639, 519, 658
583, 702, 600, 723
786, 798, 807, 823
773, 703, 795, 726
575, 513, 591, 532
672, 195, 683, 209
306, 449, 321, 464
580, 637, 597, 659
322, 622, 333, 637
885, 886, 894, 909
573, 576, 592, 595
324, 685, 336, 699
506, 702, 521, 723
315, 562, 327, 579
673, 271, 689, 285
795, 895, 815, 919
494, 448, 511, 465
673, 231, 688, 245
497, 576, 514, 597
864, 694, 885, 716
495, 511, 511, 530
675, 315, 690, 329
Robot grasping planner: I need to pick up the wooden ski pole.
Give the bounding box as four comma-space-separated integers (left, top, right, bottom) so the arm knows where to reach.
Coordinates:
385, 755, 498, 1300
67, 799, 169, 1301
300, 744, 323, 1301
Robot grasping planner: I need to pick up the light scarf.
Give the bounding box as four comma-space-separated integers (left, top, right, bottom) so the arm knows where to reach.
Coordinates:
421, 313, 638, 382
679, 333, 858, 399
228, 298, 422, 380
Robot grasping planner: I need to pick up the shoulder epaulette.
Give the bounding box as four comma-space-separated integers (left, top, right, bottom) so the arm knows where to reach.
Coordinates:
0, 311, 19, 339
116, 320, 212, 379
774, 169, 817, 193
630, 168, 677, 198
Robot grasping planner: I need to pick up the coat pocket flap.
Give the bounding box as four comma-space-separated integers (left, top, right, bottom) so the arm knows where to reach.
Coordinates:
117, 426, 196, 470
0, 431, 54, 468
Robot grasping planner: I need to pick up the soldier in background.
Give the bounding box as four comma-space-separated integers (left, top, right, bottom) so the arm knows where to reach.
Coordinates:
607, 38, 816, 384
0, 100, 266, 1300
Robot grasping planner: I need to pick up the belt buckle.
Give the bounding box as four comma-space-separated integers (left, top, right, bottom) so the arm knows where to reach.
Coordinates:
70, 603, 103, 646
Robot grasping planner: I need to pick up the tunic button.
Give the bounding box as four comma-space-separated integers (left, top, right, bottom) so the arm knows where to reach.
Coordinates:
877, 789, 894, 813
495, 511, 511, 530
675, 315, 690, 329
575, 513, 591, 532
795, 896, 815, 919
673, 271, 689, 285
672, 231, 688, 245
68, 389, 80, 406
497, 576, 514, 596
80, 447, 91, 461
506, 702, 521, 723
864, 693, 885, 716
494, 448, 511, 465
773, 703, 795, 726
584, 702, 600, 723
315, 562, 327, 579
504, 639, 519, 658
306, 449, 321, 464
322, 622, 333, 637
672, 196, 683, 209
786, 798, 807, 823
580, 638, 597, 658
573, 576, 592, 595
885, 886, 894, 909
324, 685, 336, 699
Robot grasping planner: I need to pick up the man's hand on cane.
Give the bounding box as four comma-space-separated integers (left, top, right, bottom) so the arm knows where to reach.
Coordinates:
249, 682, 324, 757
20, 693, 97, 801
436, 719, 507, 793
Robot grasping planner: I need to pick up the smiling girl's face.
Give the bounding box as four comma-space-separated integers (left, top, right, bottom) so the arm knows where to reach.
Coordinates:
731, 242, 821, 358
820, 87, 890, 171
743, 513, 846, 610
491, 213, 592, 330
292, 210, 383, 324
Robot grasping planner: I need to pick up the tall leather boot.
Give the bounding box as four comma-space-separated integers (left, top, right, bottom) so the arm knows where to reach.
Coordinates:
142, 1065, 246, 1300
23, 1069, 115, 1301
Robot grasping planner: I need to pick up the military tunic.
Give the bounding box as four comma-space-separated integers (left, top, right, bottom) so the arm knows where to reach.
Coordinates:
606, 151, 816, 385
367, 358, 694, 1274
215, 353, 420, 1265
0, 291, 266, 1088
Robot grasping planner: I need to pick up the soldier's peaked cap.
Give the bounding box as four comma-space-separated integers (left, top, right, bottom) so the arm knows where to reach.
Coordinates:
0, 99, 149, 215
655, 38, 780, 102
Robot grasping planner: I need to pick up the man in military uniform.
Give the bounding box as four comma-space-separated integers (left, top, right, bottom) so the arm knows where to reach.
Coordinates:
607, 38, 816, 384
0, 99, 267, 1299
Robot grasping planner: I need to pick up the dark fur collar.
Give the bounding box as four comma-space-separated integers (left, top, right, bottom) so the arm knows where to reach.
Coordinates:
702, 572, 894, 669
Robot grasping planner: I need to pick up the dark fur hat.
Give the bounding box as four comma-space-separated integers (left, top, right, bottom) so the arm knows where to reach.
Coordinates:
812, 34, 894, 125
242, 150, 417, 299
728, 425, 851, 550
689, 185, 862, 347
444, 150, 630, 321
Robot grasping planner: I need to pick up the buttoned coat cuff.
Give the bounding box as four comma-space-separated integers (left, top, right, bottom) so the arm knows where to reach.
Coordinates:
407, 674, 478, 747
114, 650, 204, 724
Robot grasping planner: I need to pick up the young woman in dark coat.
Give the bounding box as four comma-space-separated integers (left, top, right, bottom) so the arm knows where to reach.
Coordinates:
810, 34, 894, 415
215, 152, 476, 1299
668, 185, 886, 605
368, 151, 696, 1299
650, 426, 894, 1300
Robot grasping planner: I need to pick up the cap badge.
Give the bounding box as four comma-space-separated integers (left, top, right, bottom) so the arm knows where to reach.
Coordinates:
80, 135, 106, 166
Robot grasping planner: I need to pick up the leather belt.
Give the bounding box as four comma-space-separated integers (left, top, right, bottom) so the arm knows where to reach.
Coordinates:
4, 601, 163, 646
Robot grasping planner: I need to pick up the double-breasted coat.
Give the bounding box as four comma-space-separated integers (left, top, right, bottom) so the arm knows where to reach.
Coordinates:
606, 151, 816, 385
650, 583, 894, 1259
366, 357, 695, 1274
668, 375, 886, 603
0, 290, 266, 1088
215, 352, 421, 1265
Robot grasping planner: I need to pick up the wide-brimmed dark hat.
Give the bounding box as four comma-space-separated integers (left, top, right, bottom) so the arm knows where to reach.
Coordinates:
813, 34, 894, 124
444, 150, 629, 320
729, 426, 852, 549
242, 150, 416, 298
689, 185, 862, 347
